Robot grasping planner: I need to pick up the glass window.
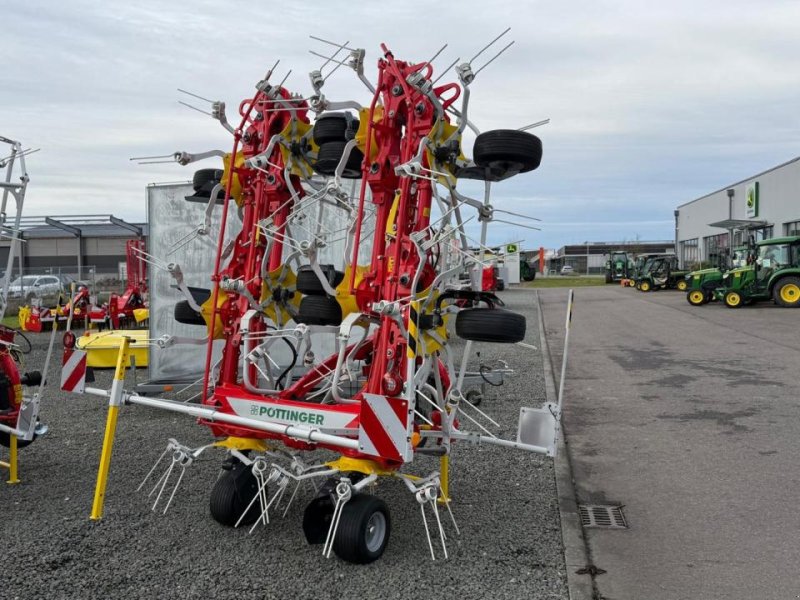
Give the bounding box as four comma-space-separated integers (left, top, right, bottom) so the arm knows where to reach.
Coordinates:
679, 238, 699, 269
758, 243, 791, 269
783, 220, 800, 236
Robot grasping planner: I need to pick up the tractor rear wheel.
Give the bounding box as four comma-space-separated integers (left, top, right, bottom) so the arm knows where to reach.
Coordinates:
332, 494, 391, 564
773, 277, 800, 308
724, 290, 743, 308
686, 290, 706, 306
455, 308, 525, 343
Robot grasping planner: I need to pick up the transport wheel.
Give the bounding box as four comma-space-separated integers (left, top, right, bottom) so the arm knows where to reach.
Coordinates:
455, 308, 526, 343
639, 281, 651, 292
473, 129, 542, 174
0, 431, 35, 449
676, 280, 688, 291
174, 300, 206, 326
313, 142, 364, 178
466, 389, 483, 406
312, 113, 359, 145
303, 494, 335, 545
332, 494, 391, 564
773, 277, 800, 308
295, 295, 342, 326
686, 290, 705, 306
295, 265, 344, 295
209, 459, 261, 527
192, 168, 224, 192
723, 290, 743, 308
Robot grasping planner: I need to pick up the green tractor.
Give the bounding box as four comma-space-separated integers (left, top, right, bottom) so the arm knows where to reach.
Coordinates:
716, 236, 800, 308
636, 255, 688, 292
604, 251, 632, 284
626, 253, 665, 288
685, 245, 752, 306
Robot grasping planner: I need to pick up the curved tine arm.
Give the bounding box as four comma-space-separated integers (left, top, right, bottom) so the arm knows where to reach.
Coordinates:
347, 48, 376, 94
307, 245, 339, 297
331, 313, 369, 405
173, 149, 227, 166
203, 184, 226, 232
245, 134, 284, 169
445, 105, 481, 137
321, 100, 364, 112
211, 101, 235, 134
333, 139, 360, 189
156, 334, 209, 348
450, 187, 484, 211
167, 263, 203, 313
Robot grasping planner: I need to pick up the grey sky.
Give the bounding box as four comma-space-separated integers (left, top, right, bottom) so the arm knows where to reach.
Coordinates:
3, 0, 798, 249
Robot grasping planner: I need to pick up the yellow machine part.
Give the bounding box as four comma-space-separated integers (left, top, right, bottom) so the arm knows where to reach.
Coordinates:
354, 106, 384, 161
424, 119, 466, 184
407, 291, 449, 357
325, 456, 395, 477
221, 152, 245, 207
213, 437, 271, 453
385, 190, 400, 236
17, 306, 30, 330
278, 119, 318, 177
260, 266, 300, 325
133, 308, 149, 323
335, 264, 367, 318
76, 329, 149, 368
200, 289, 229, 340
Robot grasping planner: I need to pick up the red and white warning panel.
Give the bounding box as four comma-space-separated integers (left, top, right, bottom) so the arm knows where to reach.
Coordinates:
358, 393, 412, 463
61, 349, 88, 394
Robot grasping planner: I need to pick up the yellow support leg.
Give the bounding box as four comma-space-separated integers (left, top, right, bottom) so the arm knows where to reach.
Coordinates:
6, 434, 20, 484
438, 453, 450, 505
90, 337, 130, 520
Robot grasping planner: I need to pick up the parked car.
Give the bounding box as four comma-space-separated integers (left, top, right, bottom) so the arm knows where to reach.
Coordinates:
8, 275, 65, 299
560, 265, 575, 275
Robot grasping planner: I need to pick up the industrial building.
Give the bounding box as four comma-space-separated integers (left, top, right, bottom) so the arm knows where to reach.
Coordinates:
675, 155, 800, 268
548, 240, 675, 275
0, 215, 147, 283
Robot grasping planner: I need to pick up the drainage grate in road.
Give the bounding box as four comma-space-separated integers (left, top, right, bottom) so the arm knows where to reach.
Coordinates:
578, 504, 628, 529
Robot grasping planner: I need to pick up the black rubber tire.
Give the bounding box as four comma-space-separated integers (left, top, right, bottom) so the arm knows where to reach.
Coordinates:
605, 273, 613, 284
473, 129, 542, 174
303, 495, 335, 545
455, 308, 526, 343
209, 460, 261, 527
312, 113, 359, 145
773, 276, 800, 308
192, 169, 224, 193
332, 494, 391, 564
0, 431, 35, 449
174, 300, 205, 326
296, 265, 344, 295
313, 142, 364, 179
686, 290, 706, 306
295, 295, 342, 326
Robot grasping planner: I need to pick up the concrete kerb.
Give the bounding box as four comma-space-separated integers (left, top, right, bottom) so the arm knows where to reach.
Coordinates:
536, 291, 595, 600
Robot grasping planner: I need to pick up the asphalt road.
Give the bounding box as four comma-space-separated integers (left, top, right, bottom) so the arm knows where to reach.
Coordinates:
540, 285, 800, 600
1, 290, 567, 600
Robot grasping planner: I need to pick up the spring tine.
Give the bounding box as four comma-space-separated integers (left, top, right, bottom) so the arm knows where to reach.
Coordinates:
420, 502, 436, 560
162, 465, 186, 514
473, 41, 515, 77
469, 27, 511, 64
129, 153, 175, 161
178, 100, 212, 116
518, 118, 550, 131
431, 497, 448, 558
282, 481, 302, 518
177, 88, 214, 104
147, 458, 173, 498
263, 59, 280, 82
493, 207, 542, 221
151, 458, 177, 510
235, 473, 268, 528
137, 445, 171, 492
440, 486, 460, 535
459, 396, 501, 427
492, 218, 541, 231
425, 43, 448, 66
309, 35, 358, 52
309, 50, 350, 68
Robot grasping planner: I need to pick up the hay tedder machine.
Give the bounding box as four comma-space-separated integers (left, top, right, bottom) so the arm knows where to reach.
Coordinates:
20, 239, 148, 333
0, 135, 56, 483
64, 33, 568, 563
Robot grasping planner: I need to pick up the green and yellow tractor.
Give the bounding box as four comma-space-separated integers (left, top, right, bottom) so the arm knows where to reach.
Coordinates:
604, 251, 632, 284
716, 236, 800, 308
685, 245, 752, 306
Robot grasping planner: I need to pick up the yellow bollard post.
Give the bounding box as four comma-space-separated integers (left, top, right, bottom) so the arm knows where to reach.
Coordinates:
438, 453, 450, 505
90, 337, 130, 520
6, 434, 20, 484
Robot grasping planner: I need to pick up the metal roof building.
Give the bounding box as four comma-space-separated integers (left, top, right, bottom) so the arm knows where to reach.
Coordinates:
674, 156, 800, 268
0, 215, 147, 281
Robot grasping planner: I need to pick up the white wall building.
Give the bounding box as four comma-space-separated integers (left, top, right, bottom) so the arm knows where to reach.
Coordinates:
675, 156, 800, 267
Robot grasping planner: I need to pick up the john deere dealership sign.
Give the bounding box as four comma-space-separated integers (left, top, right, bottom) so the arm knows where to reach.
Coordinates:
745, 181, 759, 218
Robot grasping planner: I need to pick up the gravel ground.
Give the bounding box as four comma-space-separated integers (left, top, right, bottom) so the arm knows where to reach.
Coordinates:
1, 289, 567, 600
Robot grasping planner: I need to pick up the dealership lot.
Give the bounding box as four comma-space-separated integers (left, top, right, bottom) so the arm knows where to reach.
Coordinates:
540, 286, 800, 600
